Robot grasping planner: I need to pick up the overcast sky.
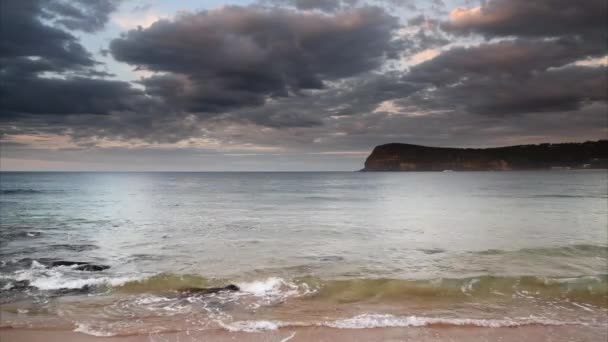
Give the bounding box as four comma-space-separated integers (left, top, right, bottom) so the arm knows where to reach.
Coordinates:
1, 0, 606, 171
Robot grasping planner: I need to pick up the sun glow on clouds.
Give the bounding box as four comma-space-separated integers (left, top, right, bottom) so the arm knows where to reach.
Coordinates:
408, 48, 441, 66
1, 132, 283, 154
574, 56, 608, 67
3, 134, 75, 149
373, 100, 402, 114
449, 6, 485, 26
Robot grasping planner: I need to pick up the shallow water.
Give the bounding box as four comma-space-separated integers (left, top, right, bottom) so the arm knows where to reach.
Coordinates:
1, 171, 607, 336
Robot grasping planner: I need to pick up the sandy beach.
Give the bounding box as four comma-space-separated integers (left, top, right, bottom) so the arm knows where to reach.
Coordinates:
2, 325, 607, 342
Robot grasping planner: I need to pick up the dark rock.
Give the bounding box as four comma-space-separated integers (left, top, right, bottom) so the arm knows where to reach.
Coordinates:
74, 264, 110, 272
51, 285, 95, 296
50, 260, 89, 267
50, 261, 110, 271
178, 284, 240, 297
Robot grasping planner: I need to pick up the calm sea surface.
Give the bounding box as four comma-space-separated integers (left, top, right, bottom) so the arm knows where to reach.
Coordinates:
1, 171, 607, 336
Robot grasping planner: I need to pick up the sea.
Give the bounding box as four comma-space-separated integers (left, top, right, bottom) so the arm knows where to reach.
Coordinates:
0, 171, 607, 338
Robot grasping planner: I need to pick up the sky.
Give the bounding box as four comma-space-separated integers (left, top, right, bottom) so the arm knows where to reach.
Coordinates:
0, 0, 606, 171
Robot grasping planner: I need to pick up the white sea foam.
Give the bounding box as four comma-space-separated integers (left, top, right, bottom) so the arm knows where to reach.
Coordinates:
219, 320, 284, 332
237, 277, 313, 299
134, 295, 172, 305
324, 314, 564, 329
237, 277, 289, 296
30, 260, 46, 269
12, 263, 141, 290
219, 314, 582, 332
74, 323, 116, 337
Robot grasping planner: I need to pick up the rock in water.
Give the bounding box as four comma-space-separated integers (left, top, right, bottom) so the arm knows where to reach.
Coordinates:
74, 264, 110, 272
178, 284, 240, 297
49, 261, 110, 271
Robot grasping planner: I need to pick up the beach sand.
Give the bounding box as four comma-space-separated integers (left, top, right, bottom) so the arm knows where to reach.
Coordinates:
2, 325, 606, 342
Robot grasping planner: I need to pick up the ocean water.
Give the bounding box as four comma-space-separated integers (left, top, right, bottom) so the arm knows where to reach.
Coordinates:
0, 171, 607, 337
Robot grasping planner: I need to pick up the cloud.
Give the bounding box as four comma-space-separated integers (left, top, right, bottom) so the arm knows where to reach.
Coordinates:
443, 0, 607, 38
0, 0, 125, 76
1, 0, 606, 170
406, 38, 605, 85
403, 38, 607, 116
0, 1, 96, 71
406, 65, 607, 115
258, 0, 420, 13
110, 6, 402, 113
403, 0, 608, 118
112, 8, 168, 29
1, 75, 148, 117
44, 0, 122, 33
294, 0, 342, 12
0, 0, 147, 119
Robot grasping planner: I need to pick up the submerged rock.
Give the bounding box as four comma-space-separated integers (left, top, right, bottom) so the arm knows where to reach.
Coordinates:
178, 284, 240, 296
49, 260, 110, 271
74, 264, 110, 272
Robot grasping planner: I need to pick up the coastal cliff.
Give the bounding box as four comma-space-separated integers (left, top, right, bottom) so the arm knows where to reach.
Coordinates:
362, 141, 608, 171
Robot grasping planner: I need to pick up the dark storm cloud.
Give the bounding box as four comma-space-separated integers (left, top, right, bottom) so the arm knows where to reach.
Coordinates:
0, 1, 95, 71
294, 0, 341, 12
218, 73, 422, 128
407, 38, 605, 86
1, 76, 146, 117
402, 0, 608, 118
443, 0, 607, 38
457, 66, 606, 115
43, 0, 122, 33
0, 0, 149, 119
110, 6, 401, 113
257, 0, 420, 13
404, 65, 607, 115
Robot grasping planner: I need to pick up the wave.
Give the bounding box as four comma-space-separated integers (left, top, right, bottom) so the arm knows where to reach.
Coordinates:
47, 244, 99, 252
475, 244, 608, 257
74, 323, 117, 337
218, 314, 589, 332
474, 193, 608, 199
3, 261, 138, 291
117, 275, 313, 303
70, 313, 593, 337
300, 275, 608, 305
0, 231, 42, 241
529, 194, 608, 199
113, 274, 608, 306
115, 273, 212, 293
3, 261, 606, 306
0, 189, 64, 195
1, 189, 43, 195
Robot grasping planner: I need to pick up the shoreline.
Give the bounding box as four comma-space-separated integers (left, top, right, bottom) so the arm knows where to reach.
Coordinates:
2, 325, 606, 342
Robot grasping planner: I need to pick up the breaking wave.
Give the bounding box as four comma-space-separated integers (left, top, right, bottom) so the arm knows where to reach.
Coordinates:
2, 261, 606, 306
1, 260, 139, 292
112, 273, 608, 305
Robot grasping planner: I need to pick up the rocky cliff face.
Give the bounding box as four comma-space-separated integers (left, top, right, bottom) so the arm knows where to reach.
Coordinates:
362, 141, 608, 171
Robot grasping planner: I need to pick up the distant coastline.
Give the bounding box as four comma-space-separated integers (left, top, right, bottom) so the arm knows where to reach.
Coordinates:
361, 140, 608, 172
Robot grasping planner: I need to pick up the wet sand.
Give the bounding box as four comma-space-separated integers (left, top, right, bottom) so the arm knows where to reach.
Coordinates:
2, 325, 606, 342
